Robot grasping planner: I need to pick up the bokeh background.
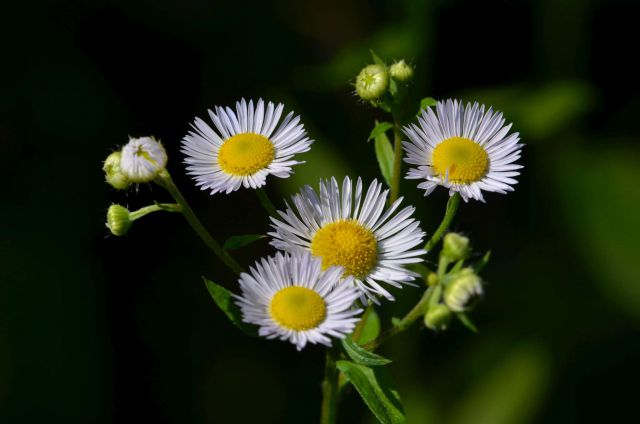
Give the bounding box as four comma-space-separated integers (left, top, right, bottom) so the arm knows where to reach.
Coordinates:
2, 0, 639, 422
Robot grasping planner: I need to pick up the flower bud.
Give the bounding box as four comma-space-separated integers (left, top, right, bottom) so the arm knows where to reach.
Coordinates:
106, 204, 132, 236
424, 304, 452, 330
427, 272, 438, 286
355, 64, 389, 100
120, 136, 168, 183
389, 60, 413, 82
103, 151, 130, 190
442, 232, 470, 261
443, 268, 483, 312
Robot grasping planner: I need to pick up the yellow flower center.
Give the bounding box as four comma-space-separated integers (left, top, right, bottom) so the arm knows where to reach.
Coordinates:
217, 133, 275, 176
270, 286, 327, 331
432, 137, 489, 184
310, 220, 378, 278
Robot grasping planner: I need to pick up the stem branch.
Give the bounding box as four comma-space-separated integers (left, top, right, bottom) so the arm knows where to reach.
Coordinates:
320, 346, 340, 424
389, 126, 404, 204
424, 193, 461, 252
255, 188, 278, 216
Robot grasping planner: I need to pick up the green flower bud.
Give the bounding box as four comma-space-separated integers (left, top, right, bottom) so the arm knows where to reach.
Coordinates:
443, 268, 483, 312
106, 204, 132, 236
424, 304, 452, 330
103, 151, 130, 190
427, 272, 438, 286
355, 64, 389, 100
442, 232, 470, 261
389, 60, 413, 82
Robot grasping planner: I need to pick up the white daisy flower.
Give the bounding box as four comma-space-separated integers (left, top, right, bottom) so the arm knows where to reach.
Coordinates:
403, 99, 523, 202
269, 177, 426, 301
120, 136, 168, 183
235, 251, 362, 351
181, 98, 313, 194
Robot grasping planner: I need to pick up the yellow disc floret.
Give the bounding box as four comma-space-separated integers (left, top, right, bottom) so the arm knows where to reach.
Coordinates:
431, 137, 489, 184
310, 220, 378, 278
270, 286, 327, 331
218, 133, 275, 176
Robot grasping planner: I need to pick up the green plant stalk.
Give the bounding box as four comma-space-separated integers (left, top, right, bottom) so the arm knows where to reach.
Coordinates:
424, 192, 461, 252
389, 126, 404, 204
155, 169, 244, 275
320, 345, 340, 424
255, 187, 278, 216
350, 302, 372, 343
129, 203, 182, 220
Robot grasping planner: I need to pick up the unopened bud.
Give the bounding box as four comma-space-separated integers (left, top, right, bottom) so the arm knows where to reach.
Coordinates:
106, 204, 132, 236
120, 136, 168, 183
442, 233, 470, 261
424, 304, 452, 330
103, 151, 130, 190
443, 268, 483, 312
389, 60, 413, 82
355, 64, 389, 100
427, 272, 438, 286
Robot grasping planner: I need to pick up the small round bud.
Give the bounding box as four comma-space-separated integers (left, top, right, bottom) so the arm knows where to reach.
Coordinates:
106, 204, 132, 236
389, 60, 413, 82
443, 268, 483, 312
424, 304, 452, 330
120, 136, 168, 183
427, 272, 438, 286
442, 233, 470, 261
355, 64, 389, 100
103, 151, 130, 190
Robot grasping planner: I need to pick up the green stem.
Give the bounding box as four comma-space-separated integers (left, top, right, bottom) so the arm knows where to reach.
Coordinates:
389, 126, 404, 204
155, 170, 244, 275
424, 193, 461, 252
129, 203, 181, 220
350, 303, 372, 343
255, 188, 278, 216
320, 346, 340, 424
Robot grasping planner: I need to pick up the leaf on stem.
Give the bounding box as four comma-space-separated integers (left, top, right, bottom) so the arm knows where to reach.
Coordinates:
419, 97, 437, 111
202, 277, 258, 337
370, 49, 386, 66
374, 128, 395, 187
368, 121, 394, 142
337, 360, 405, 424
456, 312, 479, 333
358, 308, 381, 345
474, 251, 492, 273
223, 234, 265, 251
342, 337, 392, 366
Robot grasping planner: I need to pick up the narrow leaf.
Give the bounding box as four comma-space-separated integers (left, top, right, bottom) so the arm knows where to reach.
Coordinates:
337, 360, 405, 424
368, 121, 394, 141
370, 49, 386, 66
223, 234, 265, 251
419, 97, 437, 111
342, 337, 392, 366
456, 312, 479, 333
474, 250, 492, 273
202, 277, 258, 337
374, 130, 394, 187
358, 309, 381, 345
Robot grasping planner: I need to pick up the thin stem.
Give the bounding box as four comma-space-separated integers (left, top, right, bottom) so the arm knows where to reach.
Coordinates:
255, 188, 278, 216
155, 170, 244, 275
350, 303, 372, 343
389, 126, 404, 204
424, 193, 461, 252
320, 346, 340, 424
129, 203, 181, 220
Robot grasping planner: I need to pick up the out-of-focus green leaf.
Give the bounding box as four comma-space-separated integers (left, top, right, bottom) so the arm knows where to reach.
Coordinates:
370, 49, 386, 66
223, 234, 265, 251
375, 129, 394, 186
202, 277, 257, 337
474, 251, 491, 273
449, 344, 550, 424
342, 337, 392, 366
419, 97, 437, 111
456, 312, 478, 333
337, 360, 405, 424
368, 121, 394, 141
358, 309, 381, 345
407, 263, 433, 283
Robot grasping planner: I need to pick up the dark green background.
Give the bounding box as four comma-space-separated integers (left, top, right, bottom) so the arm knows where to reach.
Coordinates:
2, 0, 639, 422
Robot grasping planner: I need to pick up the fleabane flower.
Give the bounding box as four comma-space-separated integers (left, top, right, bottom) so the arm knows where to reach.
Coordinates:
181, 98, 312, 194
269, 177, 426, 301
235, 251, 362, 351
403, 99, 523, 202
120, 136, 168, 183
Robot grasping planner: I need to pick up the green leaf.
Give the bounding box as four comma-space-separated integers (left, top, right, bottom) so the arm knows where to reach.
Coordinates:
456, 312, 478, 333
391, 317, 402, 327
358, 309, 381, 345
419, 97, 437, 111
368, 121, 394, 142
337, 360, 405, 424
342, 337, 392, 366
223, 234, 265, 251
474, 251, 491, 273
370, 49, 386, 66
202, 277, 258, 337
374, 128, 394, 187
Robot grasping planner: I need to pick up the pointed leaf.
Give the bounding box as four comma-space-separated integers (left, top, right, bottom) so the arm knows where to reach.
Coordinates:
419, 97, 437, 111
337, 360, 405, 424
374, 129, 394, 187
370, 49, 386, 66
358, 308, 381, 345
474, 251, 491, 273
368, 121, 394, 142
456, 312, 479, 333
202, 277, 258, 337
342, 337, 392, 366
223, 234, 265, 251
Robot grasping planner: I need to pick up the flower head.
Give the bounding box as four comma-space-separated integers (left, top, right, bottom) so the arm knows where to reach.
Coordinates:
120, 136, 168, 183
103, 151, 130, 190
269, 177, 426, 301
355, 64, 389, 100
403, 99, 523, 202
389, 60, 414, 82
234, 251, 362, 351
106, 204, 132, 236
443, 268, 483, 312
181, 98, 312, 194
